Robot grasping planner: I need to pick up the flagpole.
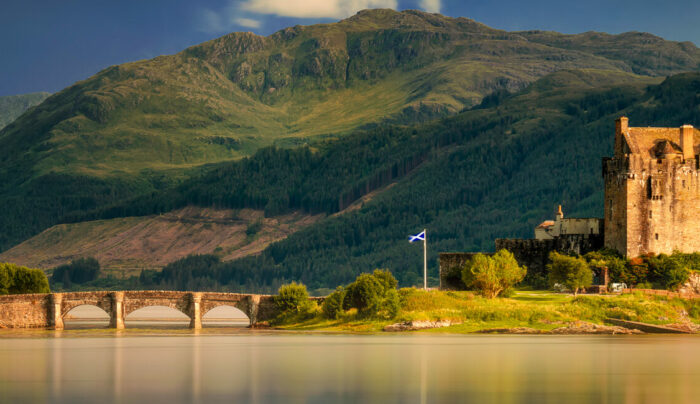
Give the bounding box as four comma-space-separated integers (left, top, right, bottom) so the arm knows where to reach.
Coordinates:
423, 228, 427, 290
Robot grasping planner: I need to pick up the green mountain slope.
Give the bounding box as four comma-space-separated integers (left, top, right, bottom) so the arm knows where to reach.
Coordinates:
2, 10, 698, 178
1, 9, 699, 252
18, 70, 699, 293
109, 70, 698, 292
0, 92, 51, 130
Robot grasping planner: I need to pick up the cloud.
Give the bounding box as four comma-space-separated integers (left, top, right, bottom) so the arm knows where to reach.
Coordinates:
196, 9, 228, 34
235, 17, 262, 28
419, 0, 441, 14
240, 0, 399, 19
196, 5, 262, 34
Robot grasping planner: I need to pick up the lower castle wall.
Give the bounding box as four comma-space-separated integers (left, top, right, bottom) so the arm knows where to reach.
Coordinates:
496, 234, 603, 288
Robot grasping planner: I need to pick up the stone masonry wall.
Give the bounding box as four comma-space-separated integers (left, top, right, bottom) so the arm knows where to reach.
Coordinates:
0, 293, 51, 328
0, 291, 295, 329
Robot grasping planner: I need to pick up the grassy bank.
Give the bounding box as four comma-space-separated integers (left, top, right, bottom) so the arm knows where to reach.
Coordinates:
276, 289, 700, 333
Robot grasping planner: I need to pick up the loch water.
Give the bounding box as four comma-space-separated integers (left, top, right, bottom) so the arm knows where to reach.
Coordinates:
1, 330, 699, 404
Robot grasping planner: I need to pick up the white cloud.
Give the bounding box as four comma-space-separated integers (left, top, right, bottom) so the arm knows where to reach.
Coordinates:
419, 0, 441, 14
196, 9, 227, 34
235, 17, 262, 28
196, 4, 263, 34
240, 0, 398, 19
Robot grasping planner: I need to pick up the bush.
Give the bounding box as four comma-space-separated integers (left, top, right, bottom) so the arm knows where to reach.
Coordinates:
647, 253, 691, 290
344, 273, 384, 317
343, 269, 399, 319
274, 282, 312, 314
322, 286, 346, 319
462, 250, 526, 298
547, 252, 592, 296
0, 263, 50, 295
383, 289, 401, 319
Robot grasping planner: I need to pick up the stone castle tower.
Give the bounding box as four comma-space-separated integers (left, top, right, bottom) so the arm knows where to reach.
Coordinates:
603, 117, 700, 257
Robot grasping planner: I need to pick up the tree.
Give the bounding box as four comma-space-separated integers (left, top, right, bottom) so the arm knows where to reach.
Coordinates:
462, 250, 526, 298
274, 282, 311, 314
547, 252, 593, 296
0, 263, 50, 295
0, 264, 11, 295
343, 269, 399, 318
50, 257, 101, 287
321, 286, 346, 319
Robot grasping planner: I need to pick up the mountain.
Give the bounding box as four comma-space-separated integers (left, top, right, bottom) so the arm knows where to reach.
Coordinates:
0, 92, 51, 130
5, 70, 700, 293
136, 70, 700, 292
0, 9, 699, 254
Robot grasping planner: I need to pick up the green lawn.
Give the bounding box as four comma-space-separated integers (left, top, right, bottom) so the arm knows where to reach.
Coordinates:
275, 289, 700, 333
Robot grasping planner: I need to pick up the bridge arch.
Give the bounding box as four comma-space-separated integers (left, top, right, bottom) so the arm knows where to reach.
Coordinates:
125, 305, 191, 327
62, 304, 110, 328
201, 304, 250, 326
60, 293, 113, 318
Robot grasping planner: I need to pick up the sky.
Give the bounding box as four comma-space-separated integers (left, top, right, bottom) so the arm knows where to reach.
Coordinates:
1, 0, 699, 97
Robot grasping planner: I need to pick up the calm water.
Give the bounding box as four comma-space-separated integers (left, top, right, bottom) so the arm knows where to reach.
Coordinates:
1, 331, 699, 404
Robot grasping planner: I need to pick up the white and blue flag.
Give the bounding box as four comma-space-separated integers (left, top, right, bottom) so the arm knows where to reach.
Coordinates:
408, 231, 425, 243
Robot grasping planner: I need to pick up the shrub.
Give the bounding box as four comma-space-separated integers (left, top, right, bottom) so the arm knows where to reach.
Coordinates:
383, 289, 401, 319
344, 273, 384, 317
547, 252, 592, 296
462, 250, 526, 298
343, 269, 399, 319
322, 286, 346, 319
371, 269, 398, 291
647, 253, 691, 290
274, 282, 311, 314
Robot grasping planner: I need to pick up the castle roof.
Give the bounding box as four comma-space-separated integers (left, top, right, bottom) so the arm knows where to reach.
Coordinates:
652, 139, 682, 157
624, 126, 700, 159
536, 220, 555, 229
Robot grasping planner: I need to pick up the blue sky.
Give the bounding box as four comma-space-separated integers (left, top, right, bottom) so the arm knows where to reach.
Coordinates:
1, 0, 698, 96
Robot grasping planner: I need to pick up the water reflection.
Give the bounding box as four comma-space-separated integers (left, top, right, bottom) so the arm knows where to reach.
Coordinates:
0, 334, 699, 403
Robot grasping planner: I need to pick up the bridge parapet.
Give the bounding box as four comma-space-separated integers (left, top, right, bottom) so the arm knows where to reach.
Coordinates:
0, 290, 286, 330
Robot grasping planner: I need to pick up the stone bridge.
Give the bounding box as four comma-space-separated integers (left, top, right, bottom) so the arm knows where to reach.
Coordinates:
0, 290, 280, 330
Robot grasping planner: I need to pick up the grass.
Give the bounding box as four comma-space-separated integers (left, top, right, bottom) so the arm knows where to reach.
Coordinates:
275, 289, 700, 334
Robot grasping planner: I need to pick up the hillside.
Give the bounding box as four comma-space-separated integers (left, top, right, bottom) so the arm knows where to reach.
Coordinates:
0, 206, 321, 275
4, 10, 696, 178
5, 70, 698, 293
21, 70, 697, 293
0, 9, 699, 253
0, 92, 51, 129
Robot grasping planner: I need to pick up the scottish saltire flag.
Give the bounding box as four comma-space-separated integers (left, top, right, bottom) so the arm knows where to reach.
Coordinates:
408, 231, 425, 242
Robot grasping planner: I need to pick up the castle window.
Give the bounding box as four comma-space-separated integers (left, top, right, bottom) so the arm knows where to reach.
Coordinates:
683, 180, 686, 188
657, 159, 663, 164
655, 233, 659, 240
649, 211, 652, 218
646, 177, 652, 199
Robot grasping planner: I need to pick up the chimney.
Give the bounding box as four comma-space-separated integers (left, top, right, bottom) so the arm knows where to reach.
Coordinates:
680, 124, 694, 161
556, 205, 564, 220
615, 117, 629, 155
615, 117, 629, 136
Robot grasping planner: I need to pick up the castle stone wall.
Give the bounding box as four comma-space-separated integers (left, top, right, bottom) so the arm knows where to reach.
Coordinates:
604, 118, 700, 257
